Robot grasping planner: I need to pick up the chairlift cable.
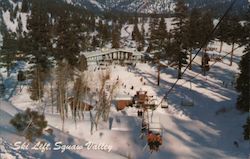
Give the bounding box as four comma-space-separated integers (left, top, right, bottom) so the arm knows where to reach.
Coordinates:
157, 0, 238, 107
179, 50, 233, 86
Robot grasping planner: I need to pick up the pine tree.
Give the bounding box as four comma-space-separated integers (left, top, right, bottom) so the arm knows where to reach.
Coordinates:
187, 8, 202, 69
72, 13, 89, 52
97, 19, 103, 32
13, 5, 18, 18
17, 16, 23, 38
140, 23, 145, 48
199, 11, 214, 75
243, 117, 250, 140
147, 16, 159, 53
10, 108, 47, 142
241, 10, 250, 46
21, 0, 29, 13
0, 31, 17, 77
132, 23, 144, 51
154, 17, 168, 59
111, 24, 120, 49
25, 0, 52, 101
132, 23, 140, 41
199, 11, 214, 49
172, 0, 189, 46
223, 16, 243, 66
89, 15, 96, 32
239, 10, 250, 141
96, 20, 103, 47
55, 11, 80, 67
100, 22, 110, 47
236, 47, 250, 112
77, 55, 88, 72
216, 17, 228, 53
188, 8, 201, 41
91, 36, 99, 50
149, 16, 159, 35
158, 17, 168, 43
171, 0, 189, 79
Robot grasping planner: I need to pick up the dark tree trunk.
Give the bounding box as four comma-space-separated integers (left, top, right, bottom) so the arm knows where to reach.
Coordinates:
157, 64, 160, 86
178, 59, 182, 79
7, 64, 10, 77
202, 51, 206, 76
189, 50, 192, 70
230, 42, 235, 66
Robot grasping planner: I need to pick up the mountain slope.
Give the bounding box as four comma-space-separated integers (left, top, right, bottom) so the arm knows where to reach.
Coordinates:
1, 42, 249, 159
65, 0, 248, 14
0, 0, 248, 35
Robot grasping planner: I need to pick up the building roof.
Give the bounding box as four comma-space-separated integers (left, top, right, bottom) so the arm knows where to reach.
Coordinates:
80, 48, 143, 58
114, 93, 133, 100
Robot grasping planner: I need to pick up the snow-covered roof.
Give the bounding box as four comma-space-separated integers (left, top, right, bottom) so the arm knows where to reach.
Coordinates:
114, 93, 133, 100
81, 48, 143, 58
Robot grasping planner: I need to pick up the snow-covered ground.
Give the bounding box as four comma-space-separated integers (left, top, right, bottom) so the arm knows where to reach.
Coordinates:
120, 17, 175, 50
0, 42, 249, 159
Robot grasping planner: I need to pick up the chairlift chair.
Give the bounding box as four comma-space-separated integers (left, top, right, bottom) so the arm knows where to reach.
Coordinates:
144, 110, 163, 152
147, 122, 163, 152
161, 97, 169, 108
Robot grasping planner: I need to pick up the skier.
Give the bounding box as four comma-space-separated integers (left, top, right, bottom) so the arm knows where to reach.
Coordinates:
147, 131, 154, 152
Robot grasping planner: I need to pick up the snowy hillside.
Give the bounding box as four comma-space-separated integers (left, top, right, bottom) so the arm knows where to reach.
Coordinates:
0, 0, 249, 158
93, 0, 175, 14
0, 0, 248, 36
2, 9, 29, 33
0, 41, 249, 158
0, 0, 29, 36
64, 0, 248, 14
0, 0, 248, 18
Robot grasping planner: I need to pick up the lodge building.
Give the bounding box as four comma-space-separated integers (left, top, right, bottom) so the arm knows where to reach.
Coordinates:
81, 48, 143, 66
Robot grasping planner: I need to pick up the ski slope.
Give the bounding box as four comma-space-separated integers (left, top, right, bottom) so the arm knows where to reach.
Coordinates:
0, 43, 249, 159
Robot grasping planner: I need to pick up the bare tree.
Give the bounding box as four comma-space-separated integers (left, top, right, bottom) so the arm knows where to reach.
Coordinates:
55, 60, 72, 131
46, 69, 55, 114
93, 70, 119, 131
50, 79, 54, 114
71, 70, 89, 126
